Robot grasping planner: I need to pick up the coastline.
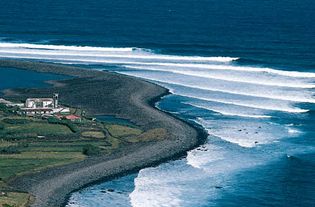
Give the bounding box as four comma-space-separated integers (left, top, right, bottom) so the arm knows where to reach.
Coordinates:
0, 59, 208, 207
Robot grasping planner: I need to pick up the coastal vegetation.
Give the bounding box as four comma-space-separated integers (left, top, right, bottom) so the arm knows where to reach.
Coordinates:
0, 100, 167, 206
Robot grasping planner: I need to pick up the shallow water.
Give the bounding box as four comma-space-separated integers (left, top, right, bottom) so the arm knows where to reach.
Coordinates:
0, 67, 68, 91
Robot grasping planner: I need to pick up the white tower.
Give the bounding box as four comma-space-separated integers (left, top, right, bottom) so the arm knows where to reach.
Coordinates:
53, 93, 59, 108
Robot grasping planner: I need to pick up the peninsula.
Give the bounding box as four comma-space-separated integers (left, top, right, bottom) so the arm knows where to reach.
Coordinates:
0, 59, 206, 207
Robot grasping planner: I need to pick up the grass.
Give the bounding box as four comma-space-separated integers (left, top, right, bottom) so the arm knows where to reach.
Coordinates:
128, 128, 167, 143
81, 131, 105, 138
0, 122, 73, 138
0, 152, 85, 180
106, 124, 142, 137
0, 141, 16, 148
0, 192, 31, 207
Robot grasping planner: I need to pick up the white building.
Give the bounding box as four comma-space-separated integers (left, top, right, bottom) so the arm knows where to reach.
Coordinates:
20, 93, 70, 115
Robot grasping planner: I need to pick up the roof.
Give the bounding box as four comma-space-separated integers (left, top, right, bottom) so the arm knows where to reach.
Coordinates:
26, 98, 54, 102
65, 115, 81, 120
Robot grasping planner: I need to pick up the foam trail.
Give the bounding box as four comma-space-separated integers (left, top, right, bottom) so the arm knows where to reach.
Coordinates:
185, 102, 272, 119
0, 43, 238, 62
120, 71, 315, 105
0, 42, 134, 52
180, 93, 307, 113
0, 50, 238, 62
0, 50, 315, 78
124, 65, 315, 89
1, 43, 315, 79
0, 54, 240, 66
122, 62, 315, 78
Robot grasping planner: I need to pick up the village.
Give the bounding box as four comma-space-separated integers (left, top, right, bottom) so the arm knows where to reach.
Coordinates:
0, 93, 148, 143
0, 93, 81, 122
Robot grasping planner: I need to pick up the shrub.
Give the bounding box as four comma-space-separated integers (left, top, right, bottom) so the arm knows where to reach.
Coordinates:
82, 144, 101, 156
0, 103, 8, 112
0, 146, 20, 154
3, 118, 30, 125
3, 204, 14, 207
66, 122, 79, 133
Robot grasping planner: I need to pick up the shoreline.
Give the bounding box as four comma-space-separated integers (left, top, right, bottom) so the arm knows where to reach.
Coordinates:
0, 59, 208, 207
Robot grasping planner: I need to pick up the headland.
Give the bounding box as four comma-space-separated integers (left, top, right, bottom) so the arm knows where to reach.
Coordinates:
0, 59, 207, 207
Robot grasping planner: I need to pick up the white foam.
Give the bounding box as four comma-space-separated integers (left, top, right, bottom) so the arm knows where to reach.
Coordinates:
129, 160, 221, 207
124, 65, 315, 89
186, 145, 225, 169
187, 94, 307, 113
196, 118, 293, 148
0, 42, 134, 52
1, 42, 315, 79
120, 70, 315, 105
186, 102, 272, 119
287, 127, 301, 134
122, 62, 315, 78
0, 42, 237, 62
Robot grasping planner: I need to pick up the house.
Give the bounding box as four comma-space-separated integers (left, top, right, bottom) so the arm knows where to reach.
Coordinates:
20, 93, 70, 115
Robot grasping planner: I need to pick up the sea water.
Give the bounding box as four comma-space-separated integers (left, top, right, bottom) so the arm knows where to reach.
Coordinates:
0, 0, 314, 206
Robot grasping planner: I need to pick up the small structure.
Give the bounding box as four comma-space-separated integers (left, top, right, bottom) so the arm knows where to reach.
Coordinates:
20, 93, 70, 116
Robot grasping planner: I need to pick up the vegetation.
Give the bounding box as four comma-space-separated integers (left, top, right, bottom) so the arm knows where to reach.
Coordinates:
106, 124, 142, 137
81, 131, 105, 138
2, 118, 30, 125
0, 146, 20, 154
0, 102, 167, 204
82, 144, 101, 156
0, 192, 30, 207
0, 122, 73, 140
47, 117, 79, 133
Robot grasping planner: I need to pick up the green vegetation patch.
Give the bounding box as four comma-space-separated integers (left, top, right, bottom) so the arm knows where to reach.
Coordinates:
82, 144, 101, 156
128, 128, 167, 143
106, 124, 142, 137
81, 131, 105, 139
0, 146, 20, 155
0, 104, 16, 114
2, 118, 30, 125
47, 117, 79, 133
0, 192, 30, 207
0, 141, 16, 148
0, 152, 85, 180
0, 122, 73, 139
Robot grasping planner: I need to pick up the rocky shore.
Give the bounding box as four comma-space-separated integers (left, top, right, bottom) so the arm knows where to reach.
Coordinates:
0, 60, 207, 207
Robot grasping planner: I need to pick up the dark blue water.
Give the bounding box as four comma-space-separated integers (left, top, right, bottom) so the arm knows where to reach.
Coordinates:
0, 1, 314, 206
0, 67, 67, 90
1, 0, 315, 70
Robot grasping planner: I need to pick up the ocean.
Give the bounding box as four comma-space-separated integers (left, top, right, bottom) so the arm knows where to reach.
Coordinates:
0, 0, 314, 206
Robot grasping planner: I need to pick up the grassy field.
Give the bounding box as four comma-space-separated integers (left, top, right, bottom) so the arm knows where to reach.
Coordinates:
0, 104, 167, 206
0, 192, 31, 207
106, 124, 142, 137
